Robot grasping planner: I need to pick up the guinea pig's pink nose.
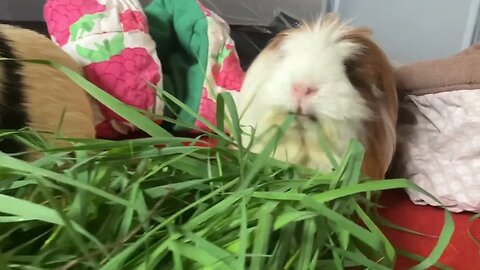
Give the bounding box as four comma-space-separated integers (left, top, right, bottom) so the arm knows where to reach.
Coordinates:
292, 84, 317, 99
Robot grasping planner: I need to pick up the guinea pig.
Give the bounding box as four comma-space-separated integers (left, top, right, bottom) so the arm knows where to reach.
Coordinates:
0, 24, 96, 160
236, 14, 398, 180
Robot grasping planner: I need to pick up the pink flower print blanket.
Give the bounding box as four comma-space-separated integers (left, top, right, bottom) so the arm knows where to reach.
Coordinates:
43, 0, 245, 138
44, 0, 164, 139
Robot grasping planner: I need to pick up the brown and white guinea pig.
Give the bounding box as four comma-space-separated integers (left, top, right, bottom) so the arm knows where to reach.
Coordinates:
236, 14, 398, 179
0, 24, 96, 160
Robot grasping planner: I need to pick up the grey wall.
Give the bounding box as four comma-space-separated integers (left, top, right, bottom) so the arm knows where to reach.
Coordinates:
0, 0, 46, 21
0, 0, 324, 25
0, 0, 152, 21
332, 0, 480, 64
202, 0, 328, 25
204, 0, 480, 64
1, 0, 478, 64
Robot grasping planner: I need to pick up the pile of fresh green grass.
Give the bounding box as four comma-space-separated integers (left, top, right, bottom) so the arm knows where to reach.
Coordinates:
0, 60, 454, 269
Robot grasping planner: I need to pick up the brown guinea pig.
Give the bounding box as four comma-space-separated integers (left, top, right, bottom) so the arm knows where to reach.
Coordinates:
0, 23, 96, 160
236, 14, 398, 179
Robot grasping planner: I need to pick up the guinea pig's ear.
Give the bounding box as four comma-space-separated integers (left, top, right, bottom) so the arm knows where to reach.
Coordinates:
341, 27, 376, 61
340, 28, 377, 89
344, 27, 373, 40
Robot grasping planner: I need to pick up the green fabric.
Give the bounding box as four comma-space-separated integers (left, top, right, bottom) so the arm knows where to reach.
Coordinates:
144, 0, 209, 131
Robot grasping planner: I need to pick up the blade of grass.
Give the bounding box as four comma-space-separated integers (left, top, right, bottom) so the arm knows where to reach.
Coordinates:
169, 241, 233, 270
312, 179, 417, 203
144, 175, 237, 199
296, 219, 316, 270
40, 137, 202, 153
327, 245, 391, 270
0, 153, 133, 208
236, 197, 249, 270
266, 223, 296, 270
309, 250, 319, 270
273, 209, 318, 230
0, 194, 65, 225
119, 183, 142, 237
132, 234, 182, 270
250, 206, 273, 270
467, 213, 480, 249
339, 140, 364, 188
185, 189, 247, 230
240, 115, 295, 189
410, 209, 454, 270
354, 203, 395, 266
251, 179, 418, 204
215, 91, 227, 149
316, 123, 341, 169
169, 237, 184, 270
217, 92, 247, 181
378, 217, 440, 238
301, 197, 383, 251
183, 230, 236, 267
251, 192, 305, 201
396, 249, 452, 270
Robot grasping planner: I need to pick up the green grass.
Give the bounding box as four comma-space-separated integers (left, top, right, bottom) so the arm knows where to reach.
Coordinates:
0, 59, 454, 269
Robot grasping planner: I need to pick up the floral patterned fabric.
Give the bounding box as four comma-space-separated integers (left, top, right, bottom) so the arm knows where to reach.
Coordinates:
43, 0, 244, 138
194, 1, 244, 131
44, 0, 164, 139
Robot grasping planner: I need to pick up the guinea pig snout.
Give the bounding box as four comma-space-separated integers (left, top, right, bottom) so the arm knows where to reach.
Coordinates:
291, 84, 317, 113
292, 84, 317, 97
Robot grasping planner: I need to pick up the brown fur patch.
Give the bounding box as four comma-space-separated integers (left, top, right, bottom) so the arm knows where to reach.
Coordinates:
263, 14, 337, 50
265, 13, 362, 51
0, 24, 96, 159
341, 28, 399, 179
264, 28, 297, 51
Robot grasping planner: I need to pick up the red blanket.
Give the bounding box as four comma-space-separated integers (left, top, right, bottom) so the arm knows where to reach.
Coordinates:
380, 190, 480, 269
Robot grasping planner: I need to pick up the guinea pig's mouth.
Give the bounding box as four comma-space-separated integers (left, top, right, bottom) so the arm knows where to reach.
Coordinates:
289, 112, 318, 122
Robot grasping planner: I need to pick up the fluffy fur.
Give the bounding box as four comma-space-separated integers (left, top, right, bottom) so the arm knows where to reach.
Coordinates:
236, 14, 398, 179
0, 24, 96, 160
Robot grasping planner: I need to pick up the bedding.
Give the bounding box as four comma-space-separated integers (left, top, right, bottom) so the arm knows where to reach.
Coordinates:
144, 0, 244, 133
393, 44, 480, 213
43, 0, 244, 138
44, 0, 164, 138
